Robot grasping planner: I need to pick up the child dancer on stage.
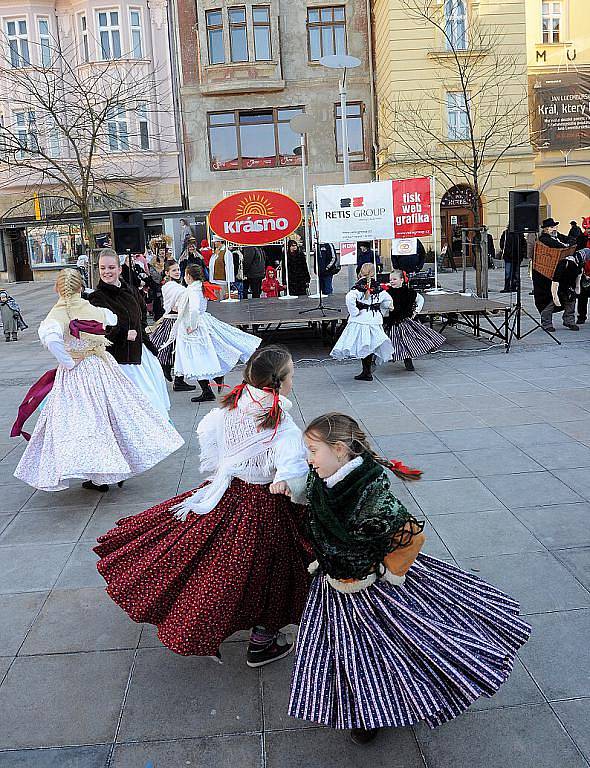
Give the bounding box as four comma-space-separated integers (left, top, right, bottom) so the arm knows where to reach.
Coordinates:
95, 345, 312, 665
383, 269, 445, 371
172, 264, 261, 403
289, 413, 531, 744
331, 263, 393, 381
12, 269, 184, 493
149, 259, 195, 392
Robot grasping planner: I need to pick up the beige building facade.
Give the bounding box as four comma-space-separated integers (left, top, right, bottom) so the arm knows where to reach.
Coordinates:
0, 0, 181, 282
526, 0, 590, 228
373, 0, 535, 252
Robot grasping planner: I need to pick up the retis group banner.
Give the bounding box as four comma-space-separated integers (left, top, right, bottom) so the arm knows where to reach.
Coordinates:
316, 181, 394, 243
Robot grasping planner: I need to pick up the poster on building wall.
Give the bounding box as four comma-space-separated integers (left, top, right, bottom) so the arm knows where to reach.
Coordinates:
392, 177, 433, 238
316, 182, 394, 243
529, 71, 590, 151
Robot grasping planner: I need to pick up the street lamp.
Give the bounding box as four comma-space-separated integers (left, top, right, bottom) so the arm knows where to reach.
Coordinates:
290, 112, 316, 296
319, 54, 361, 184
319, 54, 361, 286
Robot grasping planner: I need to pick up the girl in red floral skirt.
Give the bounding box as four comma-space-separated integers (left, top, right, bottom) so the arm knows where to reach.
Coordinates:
94, 344, 312, 666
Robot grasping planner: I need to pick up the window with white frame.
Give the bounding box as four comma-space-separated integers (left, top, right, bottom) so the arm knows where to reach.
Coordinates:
129, 9, 143, 58
542, 1, 562, 44
14, 111, 38, 157
79, 15, 90, 63
6, 20, 30, 68
107, 107, 129, 151
444, 0, 467, 50
46, 115, 61, 158
97, 11, 122, 60
38, 18, 51, 66
137, 104, 149, 150
447, 92, 469, 140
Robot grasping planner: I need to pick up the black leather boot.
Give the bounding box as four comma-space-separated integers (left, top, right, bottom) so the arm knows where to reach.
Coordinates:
354, 355, 374, 381
191, 380, 216, 403
173, 376, 196, 392
404, 358, 415, 371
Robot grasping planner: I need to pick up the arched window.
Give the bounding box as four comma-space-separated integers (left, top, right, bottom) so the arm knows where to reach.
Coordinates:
445, 0, 468, 51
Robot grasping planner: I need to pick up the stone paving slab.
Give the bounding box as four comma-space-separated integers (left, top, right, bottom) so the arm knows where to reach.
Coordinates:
1, 278, 590, 766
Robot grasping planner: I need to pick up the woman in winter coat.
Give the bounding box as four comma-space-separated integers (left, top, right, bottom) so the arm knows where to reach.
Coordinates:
286, 240, 310, 296
88, 249, 171, 418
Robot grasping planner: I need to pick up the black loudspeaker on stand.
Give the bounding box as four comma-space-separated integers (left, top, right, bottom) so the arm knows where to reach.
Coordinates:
110, 210, 146, 255
299, 202, 340, 318
505, 190, 560, 352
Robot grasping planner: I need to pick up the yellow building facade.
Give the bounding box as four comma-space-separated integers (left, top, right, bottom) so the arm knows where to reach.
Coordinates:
373, 0, 536, 251
526, 0, 590, 227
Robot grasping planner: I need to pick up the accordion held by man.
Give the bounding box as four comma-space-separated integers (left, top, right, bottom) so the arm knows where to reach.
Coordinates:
533, 243, 575, 280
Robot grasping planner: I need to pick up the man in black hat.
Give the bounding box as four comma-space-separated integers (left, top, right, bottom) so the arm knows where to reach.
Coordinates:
533, 218, 575, 331
539, 218, 570, 249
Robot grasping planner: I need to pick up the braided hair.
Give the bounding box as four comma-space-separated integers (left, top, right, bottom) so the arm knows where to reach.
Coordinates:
55, 268, 83, 321
304, 412, 422, 481
220, 344, 292, 431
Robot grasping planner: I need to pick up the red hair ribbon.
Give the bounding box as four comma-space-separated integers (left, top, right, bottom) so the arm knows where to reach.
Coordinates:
225, 381, 246, 409
402, 271, 409, 284
203, 282, 223, 301
263, 386, 283, 440
389, 458, 422, 480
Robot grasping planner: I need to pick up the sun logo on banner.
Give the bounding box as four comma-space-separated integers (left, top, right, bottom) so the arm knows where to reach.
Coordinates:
236, 194, 275, 219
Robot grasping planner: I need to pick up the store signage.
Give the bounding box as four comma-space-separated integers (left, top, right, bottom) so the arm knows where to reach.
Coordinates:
316, 181, 394, 242
441, 185, 478, 210
392, 177, 433, 238
529, 71, 590, 151
209, 190, 302, 246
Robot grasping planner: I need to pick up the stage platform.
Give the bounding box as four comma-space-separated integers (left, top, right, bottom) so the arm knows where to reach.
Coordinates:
208, 291, 512, 348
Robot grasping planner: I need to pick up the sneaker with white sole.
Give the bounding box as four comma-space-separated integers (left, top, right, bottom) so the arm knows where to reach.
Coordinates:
246, 638, 294, 667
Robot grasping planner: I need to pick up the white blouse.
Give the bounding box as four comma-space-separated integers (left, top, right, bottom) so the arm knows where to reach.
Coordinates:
174, 385, 309, 519
162, 280, 186, 314
345, 288, 393, 326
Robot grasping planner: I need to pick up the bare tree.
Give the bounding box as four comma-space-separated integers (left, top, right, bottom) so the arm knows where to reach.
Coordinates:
378, 0, 533, 281
0, 34, 173, 249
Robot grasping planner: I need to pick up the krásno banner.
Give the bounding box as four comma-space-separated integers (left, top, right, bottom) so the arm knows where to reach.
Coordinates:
316, 178, 433, 243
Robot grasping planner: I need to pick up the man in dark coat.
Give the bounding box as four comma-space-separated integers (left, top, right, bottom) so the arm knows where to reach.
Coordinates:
356, 242, 382, 276
499, 226, 527, 292
317, 243, 339, 295
242, 246, 266, 298
533, 219, 571, 331
538, 218, 570, 249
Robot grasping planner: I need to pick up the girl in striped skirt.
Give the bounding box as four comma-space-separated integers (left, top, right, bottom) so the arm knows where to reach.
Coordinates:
288, 413, 531, 745
383, 269, 445, 371
149, 260, 195, 392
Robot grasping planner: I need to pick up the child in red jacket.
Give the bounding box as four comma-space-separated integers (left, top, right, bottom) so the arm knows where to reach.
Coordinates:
261, 266, 285, 298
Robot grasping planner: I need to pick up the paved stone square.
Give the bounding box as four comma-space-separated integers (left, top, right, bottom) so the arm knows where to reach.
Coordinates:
0, 272, 589, 767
